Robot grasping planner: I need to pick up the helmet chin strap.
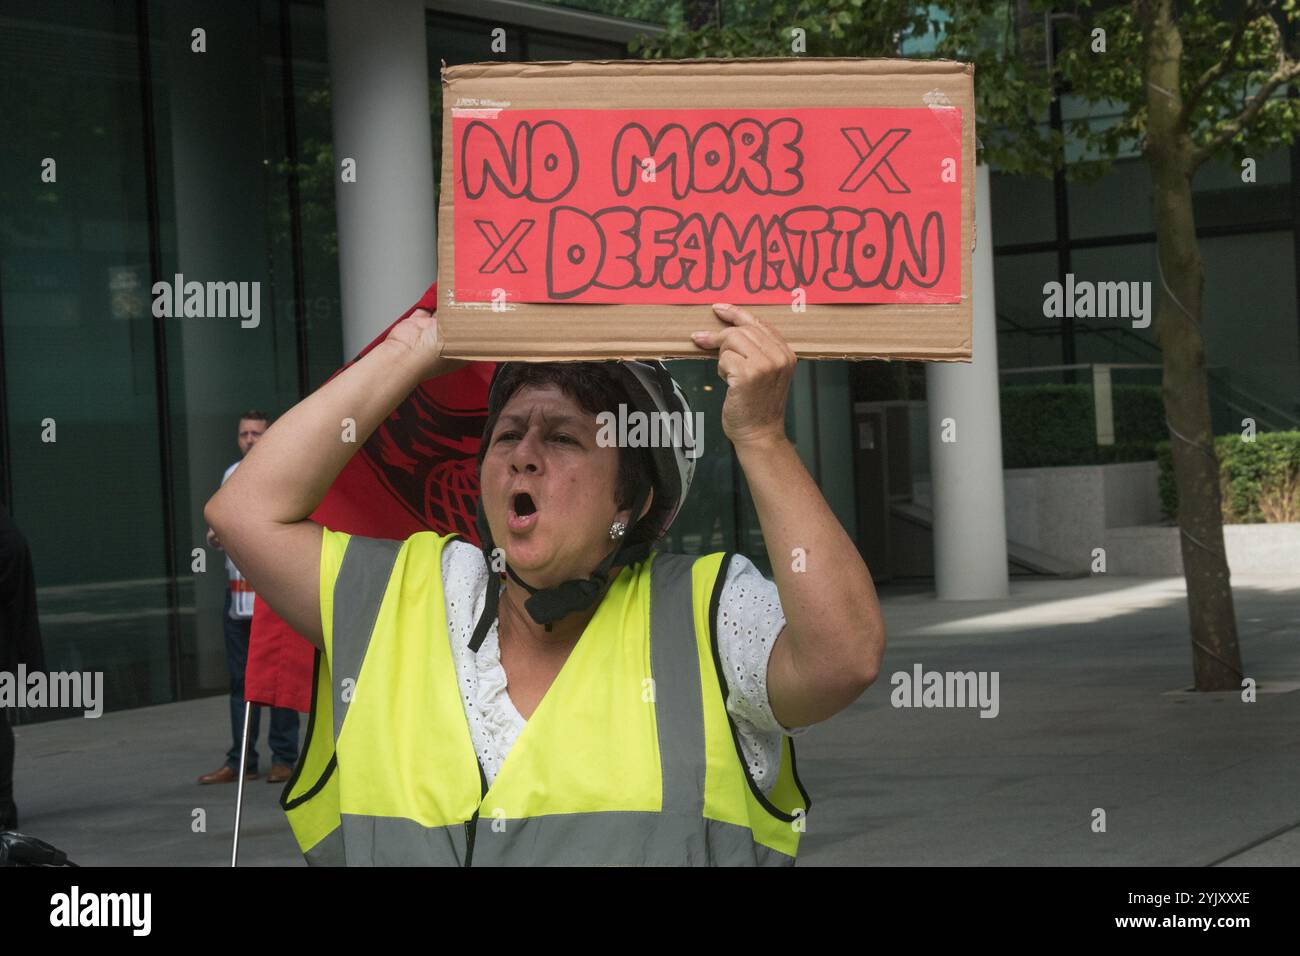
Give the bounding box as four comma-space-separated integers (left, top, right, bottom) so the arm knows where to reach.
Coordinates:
469, 480, 652, 652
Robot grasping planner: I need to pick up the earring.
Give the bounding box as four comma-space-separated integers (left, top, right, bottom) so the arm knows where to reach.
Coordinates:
609, 521, 627, 540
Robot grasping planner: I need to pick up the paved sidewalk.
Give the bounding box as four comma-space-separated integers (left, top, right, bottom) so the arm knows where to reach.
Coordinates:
7, 573, 1299, 866
799, 573, 1300, 866
9, 694, 303, 867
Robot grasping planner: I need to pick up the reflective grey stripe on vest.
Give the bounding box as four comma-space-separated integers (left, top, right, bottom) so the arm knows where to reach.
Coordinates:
304, 817, 468, 867
330, 535, 402, 742
312, 812, 789, 866
339, 813, 467, 865
648, 552, 706, 823
470, 812, 792, 866
303, 826, 346, 867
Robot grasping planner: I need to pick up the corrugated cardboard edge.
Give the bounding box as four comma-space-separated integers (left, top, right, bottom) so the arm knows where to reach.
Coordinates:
442, 56, 974, 81
439, 57, 975, 363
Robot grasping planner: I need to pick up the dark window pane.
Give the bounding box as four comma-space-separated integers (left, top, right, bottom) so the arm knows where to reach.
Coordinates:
0, 0, 173, 712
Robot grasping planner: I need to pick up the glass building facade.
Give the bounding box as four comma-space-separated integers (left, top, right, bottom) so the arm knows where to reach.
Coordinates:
1, 0, 346, 714
991, 118, 1300, 433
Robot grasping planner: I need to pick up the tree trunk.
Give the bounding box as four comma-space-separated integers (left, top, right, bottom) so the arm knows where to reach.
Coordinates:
1142, 0, 1244, 691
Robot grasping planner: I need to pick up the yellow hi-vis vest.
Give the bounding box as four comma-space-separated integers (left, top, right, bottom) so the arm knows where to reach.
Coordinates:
281, 529, 810, 866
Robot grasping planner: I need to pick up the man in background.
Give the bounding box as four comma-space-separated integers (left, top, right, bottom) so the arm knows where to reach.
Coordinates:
198, 411, 300, 785
0, 501, 44, 830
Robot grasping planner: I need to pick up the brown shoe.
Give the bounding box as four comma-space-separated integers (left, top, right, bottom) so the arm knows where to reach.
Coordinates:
197, 765, 258, 785
266, 764, 293, 784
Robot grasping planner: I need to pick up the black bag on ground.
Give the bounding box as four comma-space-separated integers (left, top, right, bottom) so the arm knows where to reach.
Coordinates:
0, 830, 77, 867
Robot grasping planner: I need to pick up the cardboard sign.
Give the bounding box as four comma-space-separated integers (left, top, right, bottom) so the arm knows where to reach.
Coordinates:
439, 58, 975, 362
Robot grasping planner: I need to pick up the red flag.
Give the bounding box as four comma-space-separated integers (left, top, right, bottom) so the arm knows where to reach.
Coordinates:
244, 283, 494, 712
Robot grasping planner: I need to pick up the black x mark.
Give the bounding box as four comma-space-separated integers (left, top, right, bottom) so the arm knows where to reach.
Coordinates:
475, 218, 535, 274
838, 128, 911, 194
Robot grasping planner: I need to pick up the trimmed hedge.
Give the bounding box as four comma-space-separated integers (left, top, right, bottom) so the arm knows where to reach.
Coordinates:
1000, 384, 1167, 468
1158, 430, 1300, 523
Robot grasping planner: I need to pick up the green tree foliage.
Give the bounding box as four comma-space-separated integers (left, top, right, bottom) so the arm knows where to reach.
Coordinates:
632, 0, 930, 58
938, 0, 1300, 182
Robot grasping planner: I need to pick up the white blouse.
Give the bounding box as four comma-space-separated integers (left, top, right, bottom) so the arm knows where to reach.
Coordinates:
440, 539, 807, 795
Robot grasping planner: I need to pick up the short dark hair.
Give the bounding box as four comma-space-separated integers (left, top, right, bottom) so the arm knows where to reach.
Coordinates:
238, 410, 271, 427
476, 362, 671, 546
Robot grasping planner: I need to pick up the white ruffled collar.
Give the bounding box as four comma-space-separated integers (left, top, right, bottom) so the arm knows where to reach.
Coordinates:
471, 580, 527, 744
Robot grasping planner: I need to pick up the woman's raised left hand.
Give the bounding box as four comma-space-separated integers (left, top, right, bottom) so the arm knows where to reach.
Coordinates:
691, 304, 796, 448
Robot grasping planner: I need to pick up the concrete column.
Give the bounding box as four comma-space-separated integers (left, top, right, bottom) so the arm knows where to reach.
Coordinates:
326, 0, 436, 357
925, 164, 1009, 599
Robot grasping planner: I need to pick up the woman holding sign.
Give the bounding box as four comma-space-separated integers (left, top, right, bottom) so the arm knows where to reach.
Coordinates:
204, 302, 884, 866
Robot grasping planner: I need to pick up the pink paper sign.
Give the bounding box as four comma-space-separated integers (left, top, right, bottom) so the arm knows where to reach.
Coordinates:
451, 106, 963, 305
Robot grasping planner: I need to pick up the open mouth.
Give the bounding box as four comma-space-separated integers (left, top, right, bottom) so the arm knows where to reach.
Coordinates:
507, 491, 539, 531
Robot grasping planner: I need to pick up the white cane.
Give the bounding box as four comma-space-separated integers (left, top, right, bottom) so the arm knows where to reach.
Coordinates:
231, 699, 252, 867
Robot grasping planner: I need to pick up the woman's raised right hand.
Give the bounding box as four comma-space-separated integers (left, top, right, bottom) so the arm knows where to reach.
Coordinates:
383, 308, 466, 380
